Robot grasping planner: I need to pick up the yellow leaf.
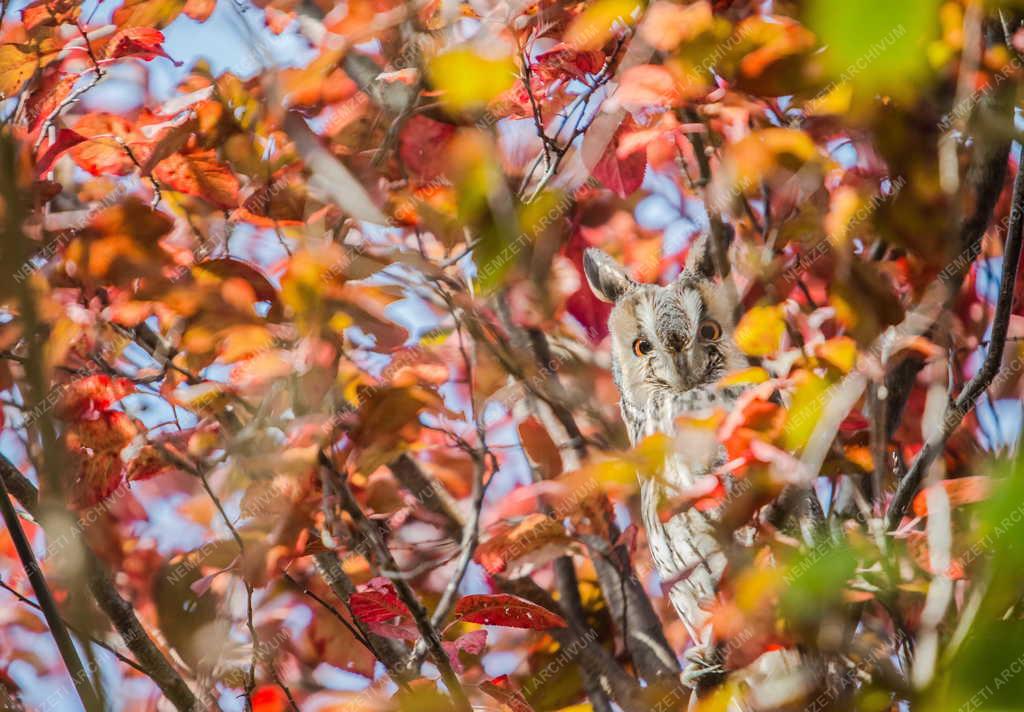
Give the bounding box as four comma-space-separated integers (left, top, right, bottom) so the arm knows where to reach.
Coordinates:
814, 336, 857, 374
716, 366, 770, 387
565, 0, 641, 51
823, 186, 868, 246
591, 458, 636, 488
734, 305, 786, 357
782, 370, 834, 450
0, 44, 39, 99
218, 325, 275, 364
628, 433, 672, 477
44, 316, 83, 375
113, 0, 185, 28
803, 80, 852, 116
328, 311, 353, 333
427, 48, 516, 113
712, 128, 828, 206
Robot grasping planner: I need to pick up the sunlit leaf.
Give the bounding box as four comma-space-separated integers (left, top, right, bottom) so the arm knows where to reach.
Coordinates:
781, 370, 834, 451
734, 304, 786, 357
428, 48, 516, 113
564, 0, 640, 51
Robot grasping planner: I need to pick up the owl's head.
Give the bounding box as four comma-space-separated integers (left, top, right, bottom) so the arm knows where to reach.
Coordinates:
584, 238, 745, 402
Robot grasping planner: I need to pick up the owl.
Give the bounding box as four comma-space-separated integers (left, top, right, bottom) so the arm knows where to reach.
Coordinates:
584, 239, 749, 690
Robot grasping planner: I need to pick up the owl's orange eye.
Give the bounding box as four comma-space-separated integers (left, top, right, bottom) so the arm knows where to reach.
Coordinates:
698, 319, 722, 341
632, 339, 653, 357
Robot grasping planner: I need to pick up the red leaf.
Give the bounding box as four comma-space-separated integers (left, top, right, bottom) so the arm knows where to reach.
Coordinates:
912, 476, 993, 518
252, 686, 287, 712
108, 28, 181, 65
366, 621, 419, 640
55, 375, 136, 421
479, 676, 535, 712
452, 628, 487, 655
439, 630, 489, 674
592, 131, 647, 198
348, 577, 412, 623
35, 129, 86, 176
453, 594, 567, 630
398, 115, 456, 181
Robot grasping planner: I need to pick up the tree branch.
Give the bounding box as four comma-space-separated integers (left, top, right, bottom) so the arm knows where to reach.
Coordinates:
886, 141, 1024, 530
0, 471, 101, 712
0, 453, 200, 711
881, 19, 1015, 443
309, 549, 415, 686
319, 452, 472, 712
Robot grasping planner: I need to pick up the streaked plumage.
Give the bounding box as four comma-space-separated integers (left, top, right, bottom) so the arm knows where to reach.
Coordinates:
584, 240, 747, 686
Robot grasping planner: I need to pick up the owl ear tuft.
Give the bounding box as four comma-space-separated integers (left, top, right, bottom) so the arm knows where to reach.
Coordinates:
584, 248, 636, 303
684, 229, 733, 279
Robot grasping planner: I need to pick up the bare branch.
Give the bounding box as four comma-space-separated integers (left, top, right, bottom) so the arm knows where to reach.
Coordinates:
886, 141, 1024, 530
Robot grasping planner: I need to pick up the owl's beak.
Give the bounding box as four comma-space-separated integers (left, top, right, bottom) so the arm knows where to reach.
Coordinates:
674, 348, 702, 390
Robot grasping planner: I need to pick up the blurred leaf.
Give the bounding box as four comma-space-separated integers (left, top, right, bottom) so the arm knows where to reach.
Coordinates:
518, 416, 564, 478
912, 476, 993, 518
113, 0, 186, 28
475, 513, 572, 575
814, 336, 857, 375
428, 48, 516, 113
480, 676, 536, 712
804, 0, 941, 101
565, 0, 640, 51
734, 305, 786, 357
782, 370, 835, 451
779, 540, 857, 627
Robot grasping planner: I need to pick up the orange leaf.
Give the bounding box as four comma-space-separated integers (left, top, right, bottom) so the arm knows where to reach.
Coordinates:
154, 149, 240, 208
69, 113, 138, 176
113, 0, 186, 28
517, 417, 563, 478
912, 476, 993, 518
183, 0, 215, 21
474, 514, 571, 575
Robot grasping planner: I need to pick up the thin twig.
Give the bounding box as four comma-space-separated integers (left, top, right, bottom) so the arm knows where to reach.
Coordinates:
886, 142, 1024, 530
0, 579, 149, 675
319, 452, 472, 712
0, 474, 102, 711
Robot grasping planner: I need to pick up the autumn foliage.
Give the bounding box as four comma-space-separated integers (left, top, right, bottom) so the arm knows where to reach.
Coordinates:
2, 0, 1024, 711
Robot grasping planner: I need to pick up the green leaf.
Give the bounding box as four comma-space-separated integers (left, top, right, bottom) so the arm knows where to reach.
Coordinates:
803, 0, 941, 101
